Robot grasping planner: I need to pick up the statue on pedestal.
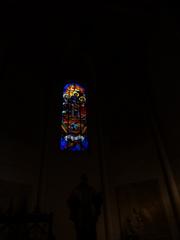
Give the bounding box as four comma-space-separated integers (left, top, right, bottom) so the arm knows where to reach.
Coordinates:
67, 175, 103, 240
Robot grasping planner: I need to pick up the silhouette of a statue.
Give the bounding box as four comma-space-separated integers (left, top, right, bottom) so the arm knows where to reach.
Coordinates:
67, 174, 103, 240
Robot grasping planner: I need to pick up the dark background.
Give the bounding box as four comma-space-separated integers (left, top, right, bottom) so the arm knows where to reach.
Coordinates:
0, 2, 180, 239
0, 2, 180, 150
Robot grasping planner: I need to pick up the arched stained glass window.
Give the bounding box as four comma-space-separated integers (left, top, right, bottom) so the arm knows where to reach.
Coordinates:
60, 83, 88, 151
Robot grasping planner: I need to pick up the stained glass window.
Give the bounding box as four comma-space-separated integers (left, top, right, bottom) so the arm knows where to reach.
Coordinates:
60, 83, 88, 151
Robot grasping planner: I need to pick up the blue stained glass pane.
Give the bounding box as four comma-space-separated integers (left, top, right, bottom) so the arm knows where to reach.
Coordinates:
60, 82, 88, 151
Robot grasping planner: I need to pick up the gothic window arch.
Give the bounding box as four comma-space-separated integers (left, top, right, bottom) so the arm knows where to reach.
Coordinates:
60, 83, 88, 151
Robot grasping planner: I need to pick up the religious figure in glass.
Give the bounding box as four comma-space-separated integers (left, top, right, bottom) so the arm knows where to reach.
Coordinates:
60, 83, 88, 151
